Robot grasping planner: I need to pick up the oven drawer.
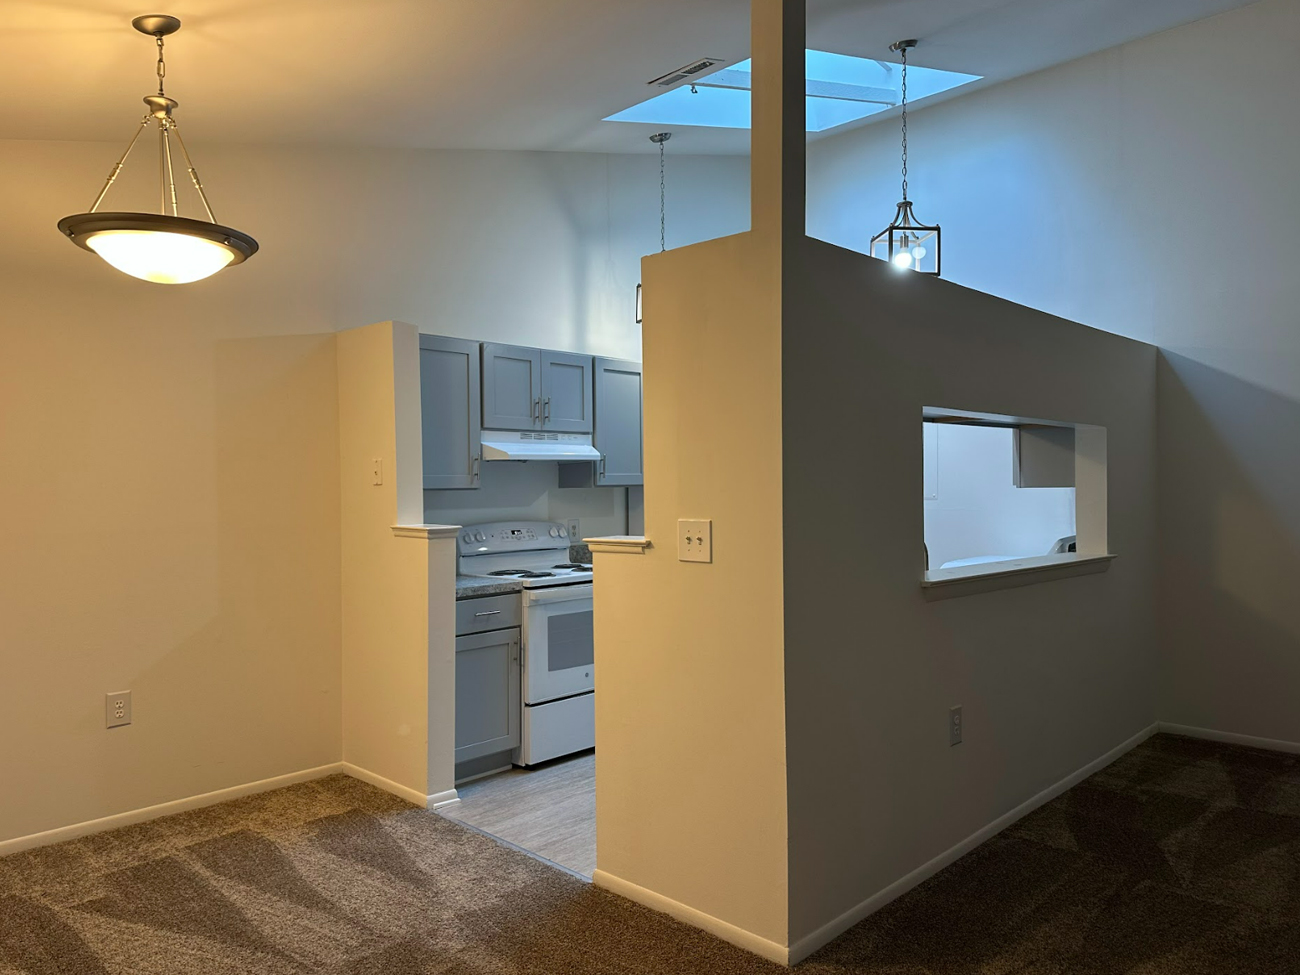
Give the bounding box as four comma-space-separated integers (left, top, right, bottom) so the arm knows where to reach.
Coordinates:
456, 592, 522, 636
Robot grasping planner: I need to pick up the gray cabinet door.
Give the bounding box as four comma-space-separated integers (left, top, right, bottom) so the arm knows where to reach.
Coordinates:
482, 343, 541, 431
454, 628, 521, 764
419, 335, 481, 490
593, 357, 643, 486
540, 351, 593, 433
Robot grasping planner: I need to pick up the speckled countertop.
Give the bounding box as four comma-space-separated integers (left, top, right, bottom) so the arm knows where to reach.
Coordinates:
454, 543, 593, 601
455, 576, 523, 600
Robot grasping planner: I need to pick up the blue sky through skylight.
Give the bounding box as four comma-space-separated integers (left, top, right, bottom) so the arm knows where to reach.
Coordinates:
605, 50, 981, 133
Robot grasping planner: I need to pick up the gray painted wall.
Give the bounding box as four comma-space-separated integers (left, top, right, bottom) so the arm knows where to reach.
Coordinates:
783, 239, 1158, 943
806, 0, 1300, 745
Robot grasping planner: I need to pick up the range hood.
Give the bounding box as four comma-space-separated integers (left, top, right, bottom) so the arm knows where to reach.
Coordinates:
480, 430, 601, 462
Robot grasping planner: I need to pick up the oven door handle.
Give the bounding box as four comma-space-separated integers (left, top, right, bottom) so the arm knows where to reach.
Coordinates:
524, 584, 594, 606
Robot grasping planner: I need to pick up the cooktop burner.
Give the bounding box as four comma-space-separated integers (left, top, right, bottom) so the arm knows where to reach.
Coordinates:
519, 571, 556, 578
552, 563, 592, 570
487, 569, 530, 577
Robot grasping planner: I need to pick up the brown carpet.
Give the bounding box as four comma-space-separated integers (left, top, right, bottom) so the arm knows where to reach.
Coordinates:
1, 734, 1298, 973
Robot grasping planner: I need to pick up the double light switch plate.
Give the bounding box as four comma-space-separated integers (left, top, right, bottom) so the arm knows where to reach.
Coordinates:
678, 519, 712, 563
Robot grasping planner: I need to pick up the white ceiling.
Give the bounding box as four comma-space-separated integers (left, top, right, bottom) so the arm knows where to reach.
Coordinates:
0, 0, 1258, 155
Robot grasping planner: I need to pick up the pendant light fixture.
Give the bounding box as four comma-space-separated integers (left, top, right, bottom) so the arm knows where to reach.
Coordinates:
57, 15, 257, 285
635, 131, 671, 324
871, 39, 941, 276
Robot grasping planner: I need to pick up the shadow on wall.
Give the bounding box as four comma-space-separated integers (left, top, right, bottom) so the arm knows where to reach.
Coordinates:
1158, 350, 1300, 741
148, 334, 342, 780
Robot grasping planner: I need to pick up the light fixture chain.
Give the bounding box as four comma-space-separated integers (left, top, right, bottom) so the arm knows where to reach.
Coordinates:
156, 34, 166, 96
659, 138, 666, 253
900, 46, 909, 203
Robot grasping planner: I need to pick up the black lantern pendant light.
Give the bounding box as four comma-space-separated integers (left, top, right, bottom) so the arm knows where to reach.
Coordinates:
635, 131, 671, 324
871, 39, 941, 276
58, 15, 257, 284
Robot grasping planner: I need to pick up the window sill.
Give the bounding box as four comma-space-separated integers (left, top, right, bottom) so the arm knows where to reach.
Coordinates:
922, 553, 1116, 600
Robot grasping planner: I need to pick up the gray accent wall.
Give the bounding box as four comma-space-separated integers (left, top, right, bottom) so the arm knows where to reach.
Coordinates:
806, 0, 1300, 747
782, 239, 1158, 945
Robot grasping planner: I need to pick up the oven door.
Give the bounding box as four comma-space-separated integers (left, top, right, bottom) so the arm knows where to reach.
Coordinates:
522, 584, 594, 705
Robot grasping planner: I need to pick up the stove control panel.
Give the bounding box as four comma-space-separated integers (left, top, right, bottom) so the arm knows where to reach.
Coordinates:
458, 521, 570, 557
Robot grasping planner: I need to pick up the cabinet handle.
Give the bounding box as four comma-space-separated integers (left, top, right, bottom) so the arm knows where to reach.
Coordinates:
544, 397, 551, 422
471, 454, 480, 480
598, 454, 607, 480
533, 398, 541, 421
473, 610, 502, 617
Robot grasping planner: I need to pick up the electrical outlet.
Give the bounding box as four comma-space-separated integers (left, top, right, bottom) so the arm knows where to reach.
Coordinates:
371, 457, 383, 486
949, 705, 963, 746
106, 691, 132, 729
567, 518, 581, 543
678, 519, 713, 563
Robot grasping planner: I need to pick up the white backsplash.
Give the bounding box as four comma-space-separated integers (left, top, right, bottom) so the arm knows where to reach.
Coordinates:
424, 460, 628, 541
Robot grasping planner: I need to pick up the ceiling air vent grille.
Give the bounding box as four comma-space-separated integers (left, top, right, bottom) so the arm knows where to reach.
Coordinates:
649, 57, 726, 88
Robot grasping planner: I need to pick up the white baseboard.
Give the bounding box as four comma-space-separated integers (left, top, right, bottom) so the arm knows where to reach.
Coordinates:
1158, 722, 1300, 754
339, 762, 429, 807
0, 762, 344, 858
592, 869, 790, 966
787, 722, 1160, 966
427, 788, 460, 810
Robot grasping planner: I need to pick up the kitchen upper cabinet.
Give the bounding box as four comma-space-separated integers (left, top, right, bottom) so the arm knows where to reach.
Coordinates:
419, 335, 481, 490
454, 629, 521, 763
540, 351, 593, 433
593, 358, 643, 486
482, 343, 542, 431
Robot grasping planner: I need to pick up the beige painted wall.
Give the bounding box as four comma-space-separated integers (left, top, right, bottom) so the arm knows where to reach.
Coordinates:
783, 240, 1158, 946
337, 321, 458, 799
592, 1, 800, 955
0, 136, 746, 844
593, 232, 790, 949
0, 150, 343, 844
805, 0, 1300, 746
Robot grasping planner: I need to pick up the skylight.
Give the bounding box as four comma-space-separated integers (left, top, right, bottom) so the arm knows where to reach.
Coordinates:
605, 50, 981, 133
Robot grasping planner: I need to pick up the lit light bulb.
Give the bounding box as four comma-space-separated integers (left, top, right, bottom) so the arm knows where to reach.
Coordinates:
85, 229, 237, 284
893, 250, 914, 269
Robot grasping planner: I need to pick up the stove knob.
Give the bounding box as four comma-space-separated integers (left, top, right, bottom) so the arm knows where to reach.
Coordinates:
474, 531, 486, 542
462, 532, 473, 545
549, 527, 560, 538
559, 527, 568, 537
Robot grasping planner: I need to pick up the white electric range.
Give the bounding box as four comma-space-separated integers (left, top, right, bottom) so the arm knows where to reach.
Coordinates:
457, 521, 594, 766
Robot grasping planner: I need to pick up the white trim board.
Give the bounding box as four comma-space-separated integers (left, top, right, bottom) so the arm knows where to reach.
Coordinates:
1, 763, 460, 858
592, 869, 790, 966
786, 722, 1159, 966
428, 788, 461, 810
340, 762, 459, 809
1158, 723, 1300, 755
0, 763, 344, 858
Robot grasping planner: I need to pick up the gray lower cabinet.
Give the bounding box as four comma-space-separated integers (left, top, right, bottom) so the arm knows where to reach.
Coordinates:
540, 351, 593, 433
594, 357, 644, 486
454, 628, 521, 763
419, 335, 481, 489
482, 343, 542, 430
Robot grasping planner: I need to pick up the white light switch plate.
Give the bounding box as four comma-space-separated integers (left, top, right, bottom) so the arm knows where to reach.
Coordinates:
678, 519, 712, 563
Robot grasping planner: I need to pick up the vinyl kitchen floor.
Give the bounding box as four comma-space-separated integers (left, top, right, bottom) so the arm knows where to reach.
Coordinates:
438, 750, 595, 878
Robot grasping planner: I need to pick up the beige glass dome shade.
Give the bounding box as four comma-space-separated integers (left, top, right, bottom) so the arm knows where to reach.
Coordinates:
59, 213, 257, 285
